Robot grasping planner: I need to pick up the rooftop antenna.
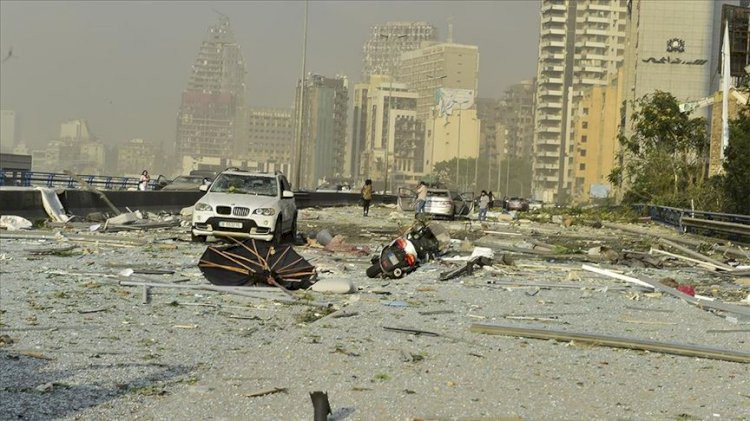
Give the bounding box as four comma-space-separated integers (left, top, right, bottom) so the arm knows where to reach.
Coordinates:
447, 16, 454, 43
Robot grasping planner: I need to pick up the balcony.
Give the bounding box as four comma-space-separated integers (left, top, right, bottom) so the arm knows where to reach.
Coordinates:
539, 89, 563, 97
586, 3, 612, 12
538, 113, 562, 121
585, 16, 610, 24
541, 40, 566, 49
541, 3, 566, 13
538, 126, 562, 134
541, 27, 566, 37
583, 28, 608, 36
541, 53, 565, 61
537, 101, 562, 110
540, 77, 564, 85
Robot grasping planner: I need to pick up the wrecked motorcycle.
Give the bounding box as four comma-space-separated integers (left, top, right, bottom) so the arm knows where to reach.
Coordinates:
366, 222, 445, 279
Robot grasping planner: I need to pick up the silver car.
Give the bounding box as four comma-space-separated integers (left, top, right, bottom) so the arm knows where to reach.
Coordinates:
398, 187, 474, 220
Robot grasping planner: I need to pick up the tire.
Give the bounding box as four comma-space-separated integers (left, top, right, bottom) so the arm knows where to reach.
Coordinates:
191, 232, 206, 243
288, 212, 298, 238
366, 264, 383, 278
272, 217, 283, 244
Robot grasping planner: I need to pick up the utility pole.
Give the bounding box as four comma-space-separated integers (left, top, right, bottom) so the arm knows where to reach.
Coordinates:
293, 0, 309, 190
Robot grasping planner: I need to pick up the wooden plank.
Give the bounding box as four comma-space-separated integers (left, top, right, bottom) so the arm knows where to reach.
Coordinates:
470, 323, 750, 364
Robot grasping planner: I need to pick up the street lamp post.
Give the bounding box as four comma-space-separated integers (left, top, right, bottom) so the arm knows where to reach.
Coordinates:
293, 0, 309, 190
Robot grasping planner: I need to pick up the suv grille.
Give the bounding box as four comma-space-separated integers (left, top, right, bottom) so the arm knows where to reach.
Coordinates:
216, 206, 231, 215
233, 207, 250, 217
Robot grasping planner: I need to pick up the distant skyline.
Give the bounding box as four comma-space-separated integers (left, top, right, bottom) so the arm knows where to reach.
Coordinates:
0, 1, 540, 150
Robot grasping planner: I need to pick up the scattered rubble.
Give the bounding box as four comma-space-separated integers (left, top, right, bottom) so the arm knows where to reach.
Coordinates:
1, 204, 748, 419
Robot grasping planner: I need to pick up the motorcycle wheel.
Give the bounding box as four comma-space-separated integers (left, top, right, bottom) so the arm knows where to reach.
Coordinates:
366, 264, 383, 278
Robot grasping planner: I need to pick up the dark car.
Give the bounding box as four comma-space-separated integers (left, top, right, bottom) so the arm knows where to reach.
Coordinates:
505, 197, 529, 211
161, 175, 210, 191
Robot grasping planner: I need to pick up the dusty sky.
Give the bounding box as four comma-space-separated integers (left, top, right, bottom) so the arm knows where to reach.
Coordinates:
0, 0, 540, 149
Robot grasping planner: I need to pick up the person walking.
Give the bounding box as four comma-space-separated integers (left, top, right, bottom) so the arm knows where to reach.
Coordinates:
138, 170, 150, 191
415, 181, 428, 216
361, 179, 373, 217
478, 190, 490, 221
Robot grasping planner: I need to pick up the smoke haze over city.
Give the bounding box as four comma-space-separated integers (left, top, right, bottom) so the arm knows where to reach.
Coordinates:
0, 1, 539, 148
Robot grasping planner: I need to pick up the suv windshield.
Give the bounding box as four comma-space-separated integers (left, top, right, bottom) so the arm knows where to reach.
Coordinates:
210, 174, 278, 196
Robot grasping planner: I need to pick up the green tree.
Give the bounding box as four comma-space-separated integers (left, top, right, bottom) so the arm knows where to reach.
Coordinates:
427, 156, 532, 197
723, 105, 750, 213
612, 91, 714, 209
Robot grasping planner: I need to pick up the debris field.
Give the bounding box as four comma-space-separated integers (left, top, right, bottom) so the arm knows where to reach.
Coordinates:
1, 205, 749, 420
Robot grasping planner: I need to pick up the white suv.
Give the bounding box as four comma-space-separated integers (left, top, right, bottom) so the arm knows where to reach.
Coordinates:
191, 170, 297, 243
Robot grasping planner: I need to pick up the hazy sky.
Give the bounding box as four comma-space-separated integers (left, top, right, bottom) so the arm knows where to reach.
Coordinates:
0, 1, 540, 149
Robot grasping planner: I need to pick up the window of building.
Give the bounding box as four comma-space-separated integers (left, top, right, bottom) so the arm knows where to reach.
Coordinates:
581, 135, 587, 143
582, 107, 589, 115
580, 149, 587, 157
582, 121, 588, 129
579, 163, 586, 171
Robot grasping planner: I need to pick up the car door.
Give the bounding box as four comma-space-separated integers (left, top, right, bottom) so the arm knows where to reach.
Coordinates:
453, 191, 475, 216
398, 186, 416, 211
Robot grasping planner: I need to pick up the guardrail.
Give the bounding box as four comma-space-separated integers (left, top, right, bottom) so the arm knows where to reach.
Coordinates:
0, 170, 158, 190
635, 204, 750, 242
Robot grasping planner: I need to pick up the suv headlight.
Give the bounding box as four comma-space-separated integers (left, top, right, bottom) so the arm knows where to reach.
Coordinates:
252, 208, 276, 216
195, 202, 212, 212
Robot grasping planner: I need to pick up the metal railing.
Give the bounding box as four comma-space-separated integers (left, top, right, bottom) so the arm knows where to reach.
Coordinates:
0, 170, 158, 190
635, 204, 750, 241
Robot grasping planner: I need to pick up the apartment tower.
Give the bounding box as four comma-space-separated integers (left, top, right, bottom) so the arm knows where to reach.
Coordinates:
293, 74, 349, 190
531, 0, 627, 204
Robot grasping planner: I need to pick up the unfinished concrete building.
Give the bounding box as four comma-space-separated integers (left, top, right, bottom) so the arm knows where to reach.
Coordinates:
293, 74, 349, 190
362, 21, 437, 79
175, 16, 247, 165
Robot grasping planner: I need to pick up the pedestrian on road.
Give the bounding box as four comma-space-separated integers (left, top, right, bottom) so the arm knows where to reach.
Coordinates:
415, 181, 428, 216
361, 179, 373, 217
138, 170, 150, 191
488, 191, 495, 209
478, 190, 490, 221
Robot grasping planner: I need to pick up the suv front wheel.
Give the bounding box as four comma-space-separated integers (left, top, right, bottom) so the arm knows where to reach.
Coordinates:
272, 217, 283, 244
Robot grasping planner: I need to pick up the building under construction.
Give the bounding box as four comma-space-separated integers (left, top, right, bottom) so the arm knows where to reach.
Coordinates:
175, 16, 247, 165
361, 21, 437, 79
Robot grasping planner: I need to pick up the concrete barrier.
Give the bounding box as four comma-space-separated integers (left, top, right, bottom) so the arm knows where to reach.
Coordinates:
0, 188, 49, 220
1, 188, 397, 220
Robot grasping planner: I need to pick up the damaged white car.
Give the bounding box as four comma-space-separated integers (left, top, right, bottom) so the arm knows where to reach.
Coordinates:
191, 169, 297, 243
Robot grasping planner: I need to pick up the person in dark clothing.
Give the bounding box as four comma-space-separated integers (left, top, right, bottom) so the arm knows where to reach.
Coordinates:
361, 179, 373, 216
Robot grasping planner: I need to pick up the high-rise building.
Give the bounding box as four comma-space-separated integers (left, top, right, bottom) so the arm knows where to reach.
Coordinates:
0, 109, 16, 153
293, 74, 349, 190
400, 43, 480, 123
246, 107, 294, 174
400, 42, 480, 175
476, 98, 501, 161
175, 16, 247, 163
34, 119, 105, 173
622, 0, 716, 133
117, 138, 158, 177
531, 0, 627, 204
353, 75, 421, 191
362, 22, 437, 79
571, 70, 624, 203
500, 80, 537, 161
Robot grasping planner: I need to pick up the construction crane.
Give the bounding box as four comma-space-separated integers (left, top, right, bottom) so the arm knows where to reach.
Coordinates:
679, 88, 749, 113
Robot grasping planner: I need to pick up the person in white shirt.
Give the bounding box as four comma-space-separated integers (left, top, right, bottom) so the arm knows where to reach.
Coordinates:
478, 190, 490, 221
415, 181, 428, 216
138, 170, 150, 191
